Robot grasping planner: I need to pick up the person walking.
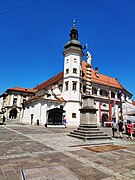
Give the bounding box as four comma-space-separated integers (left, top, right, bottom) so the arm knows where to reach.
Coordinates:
112, 118, 118, 138
118, 120, 124, 139
127, 121, 134, 140
3, 115, 6, 125
63, 115, 67, 128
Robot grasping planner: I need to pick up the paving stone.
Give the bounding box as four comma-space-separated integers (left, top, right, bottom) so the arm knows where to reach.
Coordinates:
0, 174, 6, 180
1, 125, 135, 179
23, 166, 79, 180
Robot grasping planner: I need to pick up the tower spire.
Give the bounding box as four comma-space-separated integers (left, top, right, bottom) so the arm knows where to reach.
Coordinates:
73, 18, 76, 29
69, 19, 78, 40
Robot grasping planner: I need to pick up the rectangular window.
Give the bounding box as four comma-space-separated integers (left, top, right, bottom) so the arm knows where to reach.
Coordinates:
73, 68, 77, 74
13, 98, 17, 105
72, 113, 76, 118
65, 81, 69, 91
72, 81, 77, 91
73, 58, 77, 63
66, 59, 69, 64
66, 69, 69, 74
23, 99, 26, 103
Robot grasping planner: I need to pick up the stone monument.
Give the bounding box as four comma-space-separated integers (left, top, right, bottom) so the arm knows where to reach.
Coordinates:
69, 51, 111, 140
80, 51, 97, 125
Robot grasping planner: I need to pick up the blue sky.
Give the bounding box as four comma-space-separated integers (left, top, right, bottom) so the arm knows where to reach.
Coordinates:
0, 0, 135, 99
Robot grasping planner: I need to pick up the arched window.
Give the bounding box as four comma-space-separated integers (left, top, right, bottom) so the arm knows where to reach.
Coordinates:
118, 91, 121, 99
92, 87, 97, 95
102, 113, 108, 126
100, 89, 108, 97
100, 89, 103, 96
111, 91, 115, 98
83, 85, 86, 93
103, 90, 108, 97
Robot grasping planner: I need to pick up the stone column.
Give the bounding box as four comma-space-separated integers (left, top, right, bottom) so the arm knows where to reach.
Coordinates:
86, 51, 92, 95
79, 51, 97, 125
115, 92, 118, 99
97, 88, 100, 96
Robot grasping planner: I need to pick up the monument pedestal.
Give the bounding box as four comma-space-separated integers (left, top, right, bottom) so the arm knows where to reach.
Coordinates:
80, 95, 97, 125
69, 95, 111, 140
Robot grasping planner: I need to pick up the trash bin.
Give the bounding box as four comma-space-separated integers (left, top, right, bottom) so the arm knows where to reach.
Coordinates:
37, 119, 39, 126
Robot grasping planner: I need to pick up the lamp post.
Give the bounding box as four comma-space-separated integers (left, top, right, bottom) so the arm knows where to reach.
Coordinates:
108, 77, 111, 122
120, 93, 123, 120
118, 90, 123, 120
108, 91, 111, 121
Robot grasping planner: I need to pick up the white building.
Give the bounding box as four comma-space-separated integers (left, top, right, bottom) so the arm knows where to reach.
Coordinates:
21, 22, 135, 126
0, 87, 35, 122
1, 22, 135, 126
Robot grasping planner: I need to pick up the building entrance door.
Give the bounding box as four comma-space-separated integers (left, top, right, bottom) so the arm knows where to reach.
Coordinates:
9, 108, 17, 119
102, 113, 108, 126
47, 108, 65, 125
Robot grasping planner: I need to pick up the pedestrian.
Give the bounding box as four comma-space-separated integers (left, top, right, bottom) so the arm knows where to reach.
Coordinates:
118, 120, 124, 139
127, 121, 134, 140
112, 118, 118, 138
63, 115, 67, 128
3, 115, 5, 125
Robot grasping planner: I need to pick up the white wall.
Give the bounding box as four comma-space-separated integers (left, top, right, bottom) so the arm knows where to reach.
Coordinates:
64, 101, 81, 126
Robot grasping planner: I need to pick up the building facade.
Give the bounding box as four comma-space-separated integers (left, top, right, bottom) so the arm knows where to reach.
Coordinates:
21, 22, 135, 126
1, 22, 135, 126
0, 87, 35, 122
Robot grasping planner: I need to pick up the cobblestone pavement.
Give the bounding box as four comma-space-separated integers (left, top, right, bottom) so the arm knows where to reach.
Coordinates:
0, 124, 135, 180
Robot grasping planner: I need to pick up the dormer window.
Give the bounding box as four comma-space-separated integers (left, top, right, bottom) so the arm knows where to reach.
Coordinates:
58, 84, 63, 92
73, 68, 77, 74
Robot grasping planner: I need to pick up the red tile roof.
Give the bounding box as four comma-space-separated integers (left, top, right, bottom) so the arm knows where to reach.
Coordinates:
133, 101, 135, 106
26, 93, 65, 103
26, 94, 44, 102
34, 72, 63, 90
34, 60, 128, 92
7, 87, 36, 93
82, 61, 126, 90
56, 97, 65, 102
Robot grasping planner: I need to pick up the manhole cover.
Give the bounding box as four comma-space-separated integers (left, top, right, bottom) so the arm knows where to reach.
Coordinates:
83, 144, 126, 153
